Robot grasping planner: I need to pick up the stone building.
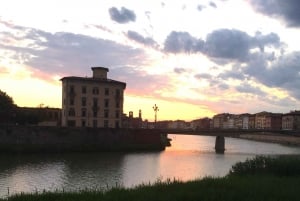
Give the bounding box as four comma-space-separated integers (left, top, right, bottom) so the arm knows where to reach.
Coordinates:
265, 113, 282, 130
60, 67, 126, 128
282, 110, 300, 130
255, 111, 269, 129
212, 113, 235, 129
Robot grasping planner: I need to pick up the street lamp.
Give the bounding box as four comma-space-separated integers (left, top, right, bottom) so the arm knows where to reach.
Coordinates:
152, 104, 159, 125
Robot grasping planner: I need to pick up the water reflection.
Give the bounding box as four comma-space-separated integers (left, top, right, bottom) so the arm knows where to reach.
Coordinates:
62, 153, 125, 190
0, 134, 300, 197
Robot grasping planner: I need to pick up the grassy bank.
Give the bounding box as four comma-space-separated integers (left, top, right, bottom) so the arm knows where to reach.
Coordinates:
3, 155, 300, 201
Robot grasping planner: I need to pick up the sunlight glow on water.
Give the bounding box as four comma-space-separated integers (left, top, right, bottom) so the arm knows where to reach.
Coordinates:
0, 134, 300, 197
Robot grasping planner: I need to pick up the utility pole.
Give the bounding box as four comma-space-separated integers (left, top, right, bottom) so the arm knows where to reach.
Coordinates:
152, 104, 159, 127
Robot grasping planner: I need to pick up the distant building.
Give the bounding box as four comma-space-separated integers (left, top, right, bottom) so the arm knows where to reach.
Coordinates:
234, 113, 250, 129
255, 111, 269, 129
265, 113, 282, 130
212, 113, 235, 129
282, 110, 300, 130
168, 120, 187, 129
60, 67, 126, 128
155, 120, 171, 129
190, 117, 211, 130
123, 110, 143, 128
255, 111, 282, 130
248, 114, 256, 129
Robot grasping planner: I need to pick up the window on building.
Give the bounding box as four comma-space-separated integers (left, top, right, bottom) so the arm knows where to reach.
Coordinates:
92, 87, 99, 95
116, 89, 120, 97
82, 86, 87, 94
115, 121, 119, 128
104, 99, 109, 108
70, 85, 75, 93
105, 88, 109, 95
93, 120, 97, 128
81, 109, 86, 117
68, 108, 75, 116
67, 120, 76, 127
115, 110, 119, 118
82, 97, 86, 106
70, 98, 75, 105
104, 110, 109, 118
116, 100, 120, 108
93, 110, 97, 117
93, 98, 98, 107
82, 120, 86, 127
104, 120, 109, 128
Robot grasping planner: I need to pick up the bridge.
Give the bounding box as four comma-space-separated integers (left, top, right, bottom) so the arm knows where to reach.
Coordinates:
159, 129, 295, 154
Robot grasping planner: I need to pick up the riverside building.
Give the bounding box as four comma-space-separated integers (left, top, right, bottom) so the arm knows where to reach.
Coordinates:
60, 67, 126, 128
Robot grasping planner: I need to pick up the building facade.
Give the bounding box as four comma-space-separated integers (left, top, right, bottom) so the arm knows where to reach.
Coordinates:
282, 110, 300, 130
212, 113, 235, 129
191, 117, 211, 130
61, 67, 126, 128
255, 111, 269, 129
265, 113, 282, 130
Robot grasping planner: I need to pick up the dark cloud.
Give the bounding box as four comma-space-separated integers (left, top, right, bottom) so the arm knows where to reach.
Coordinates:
163, 29, 281, 62
195, 73, 230, 91
126, 31, 158, 48
0, 22, 148, 77
174, 67, 186, 74
197, 5, 206, 11
246, 51, 300, 99
249, 0, 300, 27
164, 31, 204, 53
218, 83, 229, 90
218, 70, 246, 81
209, 2, 217, 8
204, 29, 251, 61
253, 31, 281, 52
194, 73, 212, 80
236, 83, 266, 96
109, 7, 136, 24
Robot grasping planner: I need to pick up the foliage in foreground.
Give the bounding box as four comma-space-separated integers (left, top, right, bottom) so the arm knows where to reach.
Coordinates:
229, 155, 300, 176
3, 155, 300, 201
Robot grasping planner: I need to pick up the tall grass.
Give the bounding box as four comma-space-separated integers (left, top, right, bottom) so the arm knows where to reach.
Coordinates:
3, 155, 300, 201
228, 155, 300, 176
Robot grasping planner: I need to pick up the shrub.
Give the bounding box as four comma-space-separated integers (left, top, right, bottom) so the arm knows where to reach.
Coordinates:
228, 155, 300, 176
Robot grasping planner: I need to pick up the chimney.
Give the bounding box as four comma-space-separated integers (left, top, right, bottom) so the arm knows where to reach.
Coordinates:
91, 67, 109, 79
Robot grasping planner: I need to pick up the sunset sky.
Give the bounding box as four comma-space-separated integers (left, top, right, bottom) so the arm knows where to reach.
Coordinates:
1, 0, 300, 121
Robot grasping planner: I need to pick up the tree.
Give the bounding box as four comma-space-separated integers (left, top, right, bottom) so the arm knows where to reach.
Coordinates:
0, 90, 17, 123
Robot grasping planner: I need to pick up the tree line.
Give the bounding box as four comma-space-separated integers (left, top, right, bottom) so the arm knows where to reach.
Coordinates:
0, 89, 47, 125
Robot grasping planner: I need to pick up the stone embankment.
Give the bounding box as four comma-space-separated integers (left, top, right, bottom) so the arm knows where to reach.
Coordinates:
239, 132, 300, 146
0, 126, 169, 153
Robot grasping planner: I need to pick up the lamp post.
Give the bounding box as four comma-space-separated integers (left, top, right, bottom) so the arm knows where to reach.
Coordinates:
152, 104, 159, 127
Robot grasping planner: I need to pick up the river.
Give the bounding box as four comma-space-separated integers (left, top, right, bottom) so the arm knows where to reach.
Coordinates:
1, 134, 300, 197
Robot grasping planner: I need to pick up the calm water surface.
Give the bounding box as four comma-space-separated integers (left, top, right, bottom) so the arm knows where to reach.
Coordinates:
1, 134, 300, 197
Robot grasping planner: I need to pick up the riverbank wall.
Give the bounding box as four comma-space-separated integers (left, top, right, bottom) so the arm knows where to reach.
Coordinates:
0, 126, 169, 153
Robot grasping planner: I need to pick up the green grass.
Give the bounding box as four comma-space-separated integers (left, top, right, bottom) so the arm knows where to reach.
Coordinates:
3, 155, 300, 201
